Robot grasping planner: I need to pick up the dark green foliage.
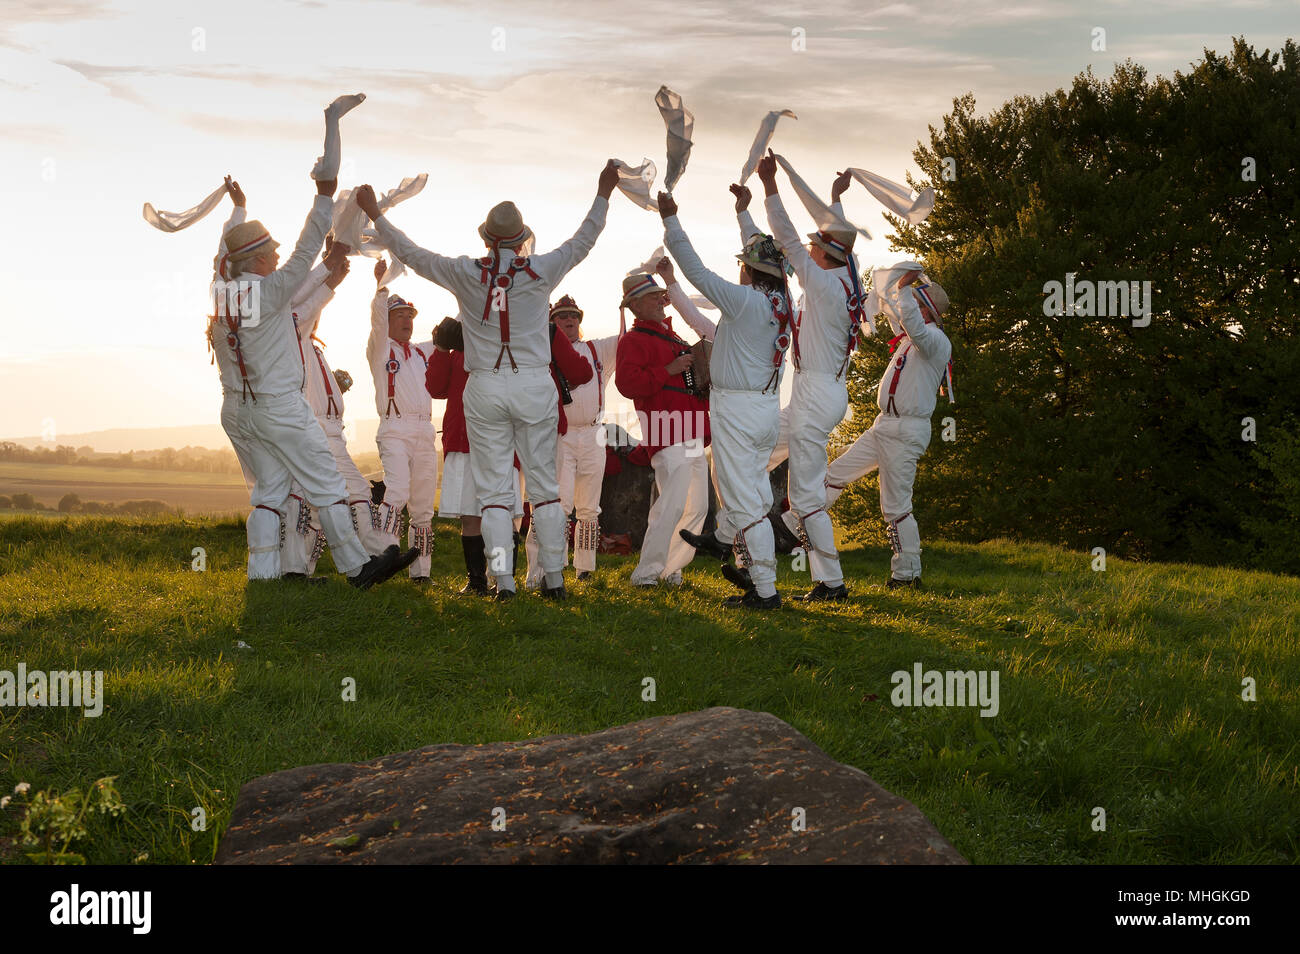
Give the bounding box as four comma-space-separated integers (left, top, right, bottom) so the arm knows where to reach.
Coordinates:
838, 39, 1300, 572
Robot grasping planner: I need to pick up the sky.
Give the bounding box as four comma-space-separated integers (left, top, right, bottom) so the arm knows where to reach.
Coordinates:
0, 0, 1295, 444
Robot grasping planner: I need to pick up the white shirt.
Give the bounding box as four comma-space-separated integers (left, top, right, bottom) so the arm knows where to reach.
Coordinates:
210, 206, 248, 395
561, 333, 619, 427
367, 289, 435, 420
875, 284, 951, 418
374, 197, 609, 373
663, 214, 787, 394
292, 270, 342, 422
214, 194, 334, 399
765, 194, 856, 378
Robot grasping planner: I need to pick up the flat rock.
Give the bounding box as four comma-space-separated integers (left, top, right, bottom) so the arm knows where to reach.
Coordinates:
214, 707, 966, 865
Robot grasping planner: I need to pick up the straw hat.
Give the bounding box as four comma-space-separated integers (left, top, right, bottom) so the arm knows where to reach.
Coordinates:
221, 221, 278, 276
915, 281, 949, 318
478, 201, 534, 248
620, 272, 664, 307
807, 227, 856, 264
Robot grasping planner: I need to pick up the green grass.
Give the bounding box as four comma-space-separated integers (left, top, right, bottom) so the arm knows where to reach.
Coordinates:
0, 516, 1295, 865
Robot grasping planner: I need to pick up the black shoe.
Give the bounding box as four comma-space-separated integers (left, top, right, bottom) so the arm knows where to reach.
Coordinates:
349, 545, 418, 590
721, 562, 754, 592
282, 572, 327, 586
460, 575, 490, 596
494, 588, 516, 602
886, 576, 920, 590
576, 571, 592, 581
411, 576, 432, 585
796, 581, 849, 602
541, 584, 568, 600
679, 528, 731, 561
722, 589, 782, 610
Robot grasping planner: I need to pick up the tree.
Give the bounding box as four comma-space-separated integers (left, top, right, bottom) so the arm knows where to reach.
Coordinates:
838, 38, 1300, 572
58, 493, 82, 513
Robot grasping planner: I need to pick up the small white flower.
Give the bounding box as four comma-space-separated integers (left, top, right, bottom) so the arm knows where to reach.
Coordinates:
0, 796, 10, 809
13, 782, 30, 795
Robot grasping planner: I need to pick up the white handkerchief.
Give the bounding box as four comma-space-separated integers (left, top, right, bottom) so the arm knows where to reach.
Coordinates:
142, 183, 227, 233
688, 294, 719, 312
847, 168, 934, 224
312, 93, 366, 181
864, 261, 924, 331
739, 110, 797, 184
628, 245, 667, 276
614, 159, 659, 211
332, 173, 427, 255
773, 153, 872, 240
655, 86, 694, 193
379, 258, 405, 287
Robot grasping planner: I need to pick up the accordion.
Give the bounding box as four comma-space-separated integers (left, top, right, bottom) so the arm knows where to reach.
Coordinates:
686, 339, 712, 396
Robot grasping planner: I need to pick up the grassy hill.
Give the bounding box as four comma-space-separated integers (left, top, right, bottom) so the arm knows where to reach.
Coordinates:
0, 515, 1295, 865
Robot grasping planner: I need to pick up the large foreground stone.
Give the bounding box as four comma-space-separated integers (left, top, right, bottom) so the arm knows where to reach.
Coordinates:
214, 707, 966, 864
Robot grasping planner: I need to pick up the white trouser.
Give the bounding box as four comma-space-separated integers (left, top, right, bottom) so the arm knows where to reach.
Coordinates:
525, 422, 605, 581
631, 440, 709, 585
324, 420, 389, 557
767, 404, 791, 471
235, 391, 368, 577
710, 387, 781, 597
376, 417, 438, 577
787, 371, 850, 586
281, 481, 316, 575
826, 412, 931, 580
465, 367, 562, 592
220, 393, 281, 579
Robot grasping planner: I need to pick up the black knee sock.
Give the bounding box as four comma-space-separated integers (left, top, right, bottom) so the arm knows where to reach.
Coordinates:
462, 534, 487, 582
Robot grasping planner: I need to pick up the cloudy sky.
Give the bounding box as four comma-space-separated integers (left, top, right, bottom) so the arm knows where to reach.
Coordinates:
0, 0, 1294, 441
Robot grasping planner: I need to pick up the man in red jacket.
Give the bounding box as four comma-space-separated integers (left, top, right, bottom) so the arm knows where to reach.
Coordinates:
614, 271, 711, 587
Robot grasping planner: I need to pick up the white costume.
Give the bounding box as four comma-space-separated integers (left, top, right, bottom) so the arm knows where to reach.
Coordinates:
283, 268, 390, 573
544, 330, 619, 579
825, 280, 951, 581
367, 291, 439, 579
663, 214, 787, 600
765, 193, 856, 588
373, 197, 609, 593
212, 195, 370, 580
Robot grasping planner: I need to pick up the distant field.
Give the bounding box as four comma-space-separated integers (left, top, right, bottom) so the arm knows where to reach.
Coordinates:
0, 462, 248, 514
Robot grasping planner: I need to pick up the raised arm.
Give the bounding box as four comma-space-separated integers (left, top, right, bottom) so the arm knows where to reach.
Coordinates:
658, 255, 714, 342
260, 181, 335, 316
529, 160, 619, 283
367, 259, 390, 363
292, 282, 334, 341
730, 183, 764, 245
355, 184, 463, 291
890, 274, 951, 363
657, 192, 751, 319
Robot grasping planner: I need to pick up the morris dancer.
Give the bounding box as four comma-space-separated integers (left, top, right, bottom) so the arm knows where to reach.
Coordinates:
213, 172, 416, 588
542, 295, 618, 581
368, 260, 439, 582
660, 188, 792, 609
355, 160, 620, 600
426, 316, 524, 595
283, 238, 391, 577
756, 157, 862, 601
823, 263, 951, 588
